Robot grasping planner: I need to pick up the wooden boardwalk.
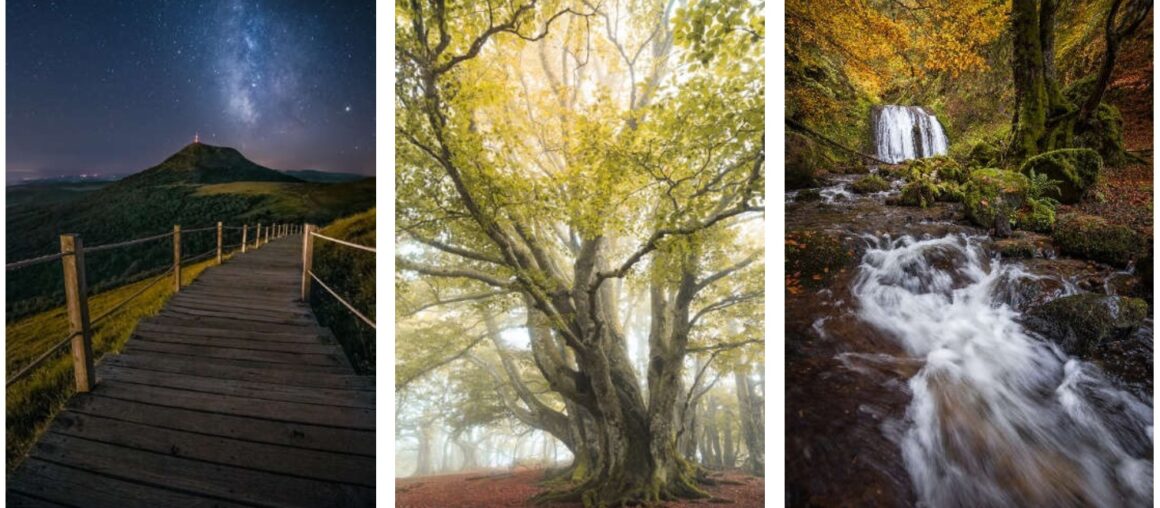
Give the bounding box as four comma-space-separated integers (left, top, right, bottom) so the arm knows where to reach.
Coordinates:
7, 237, 375, 507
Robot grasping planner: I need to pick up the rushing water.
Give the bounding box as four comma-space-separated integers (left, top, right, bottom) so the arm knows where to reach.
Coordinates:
874, 105, 949, 163
853, 234, 1153, 507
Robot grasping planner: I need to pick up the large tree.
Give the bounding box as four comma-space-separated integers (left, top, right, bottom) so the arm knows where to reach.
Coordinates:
396, 0, 764, 503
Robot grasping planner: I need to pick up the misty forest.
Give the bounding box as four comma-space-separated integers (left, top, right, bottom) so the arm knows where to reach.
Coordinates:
787, 0, 1153, 507
396, 0, 764, 506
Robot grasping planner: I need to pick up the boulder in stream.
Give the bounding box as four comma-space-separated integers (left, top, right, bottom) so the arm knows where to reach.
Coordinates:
1023, 293, 1149, 357
962, 168, 1030, 234
1053, 213, 1143, 267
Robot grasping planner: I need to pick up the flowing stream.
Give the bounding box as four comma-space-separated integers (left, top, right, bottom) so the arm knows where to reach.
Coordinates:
854, 234, 1153, 507
873, 105, 949, 163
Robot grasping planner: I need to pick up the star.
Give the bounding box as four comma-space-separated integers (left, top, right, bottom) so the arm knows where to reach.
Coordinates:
344, 105, 351, 112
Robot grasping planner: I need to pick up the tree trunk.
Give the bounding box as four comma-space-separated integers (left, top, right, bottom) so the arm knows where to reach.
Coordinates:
701, 396, 720, 467
722, 409, 736, 468
1080, 0, 1150, 123
735, 369, 764, 474
1011, 0, 1050, 157
415, 425, 434, 476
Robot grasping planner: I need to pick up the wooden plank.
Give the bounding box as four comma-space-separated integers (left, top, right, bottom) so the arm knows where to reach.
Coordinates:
134, 321, 324, 344
5, 490, 69, 508
170, 293, 308, 314
125, 340, 345, 368
51, 412, 376, 487
174, 286, 300, 305
102, 354, 372, 390
166, 297, 311, 318
69, 395, 374, 456
116, 348, 350, 374
10, 458, 248, 508
92, 380, 375, 429
131, 329, 339, 354
29, 433, 375, 507
145, 314, 324, 335
157, 305, 316, 326
101, 364, 375, 408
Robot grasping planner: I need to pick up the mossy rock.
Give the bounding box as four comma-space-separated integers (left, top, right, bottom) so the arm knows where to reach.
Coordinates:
905, 156, 967, 184
850, 174, 891, 194
1023, 294, 1149, 357
1018, 148, 1102, 204
786, 230, 856, 294
1053, 213, 1142, 267
962, 168, 1030, 230
796, 188, 822, 202
992, 237, 1039, 258
897, 180, 938, 207
1015, 198, 1056, 233
786, 132, 827, 190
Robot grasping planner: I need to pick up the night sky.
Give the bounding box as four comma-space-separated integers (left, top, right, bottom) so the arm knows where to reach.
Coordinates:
6, 0, 375, 183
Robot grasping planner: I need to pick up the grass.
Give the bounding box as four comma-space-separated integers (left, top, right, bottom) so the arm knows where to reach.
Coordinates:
195, 179, 375, 221
6, 252, 227, 470
310, 208, 376, 373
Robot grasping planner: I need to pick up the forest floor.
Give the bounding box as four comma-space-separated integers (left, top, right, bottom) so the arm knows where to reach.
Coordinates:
395, 468, 765, 507
1066, 40, 1154, 234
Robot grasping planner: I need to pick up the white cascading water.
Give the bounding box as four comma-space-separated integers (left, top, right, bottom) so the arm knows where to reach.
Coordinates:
874, 105, 949, 164
854, 234, 1153, 507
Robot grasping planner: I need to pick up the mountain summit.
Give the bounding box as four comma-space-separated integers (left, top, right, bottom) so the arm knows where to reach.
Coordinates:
116, 143, 303, 187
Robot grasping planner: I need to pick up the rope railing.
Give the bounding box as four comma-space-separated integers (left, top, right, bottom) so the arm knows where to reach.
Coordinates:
6, 251, 65, 271
300, 223, 375, 330
85, 231, 175, 254
308, 271, 376, 329
90, 266, 175, 326
6, 220, 299, 391
311, 231, 377, 253
6, 333, 76, 387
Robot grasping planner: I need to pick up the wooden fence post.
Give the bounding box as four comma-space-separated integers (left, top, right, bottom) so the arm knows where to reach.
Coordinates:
60, 234, 95, 392
301, 224, 314, 301
242, 224, 248, 253
173, 225, 182, 292
255, 222, 262, 249
216, 221, 223, 264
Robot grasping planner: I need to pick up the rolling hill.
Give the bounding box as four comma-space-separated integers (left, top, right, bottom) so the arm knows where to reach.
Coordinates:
6, 142, 375, 319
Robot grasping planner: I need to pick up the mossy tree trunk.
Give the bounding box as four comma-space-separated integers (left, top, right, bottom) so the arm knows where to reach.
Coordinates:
1011, 0, 1063, 158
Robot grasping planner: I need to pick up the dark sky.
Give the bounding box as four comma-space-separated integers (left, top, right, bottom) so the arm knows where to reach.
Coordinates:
6, 0, 375, 183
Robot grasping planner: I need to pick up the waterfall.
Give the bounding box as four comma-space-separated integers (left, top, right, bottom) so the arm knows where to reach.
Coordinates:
853, 234, 1153, 507
873, 105, 949, 164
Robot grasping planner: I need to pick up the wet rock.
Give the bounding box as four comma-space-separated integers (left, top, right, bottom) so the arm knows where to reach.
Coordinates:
1053, 213, 1143, 267
992, 275, 1068, 312
992, 238, 1038, 259
786, 230, 857, 293
1023, 293, 1149, 357
787, 132, 826, 190
797, 188, 823, 202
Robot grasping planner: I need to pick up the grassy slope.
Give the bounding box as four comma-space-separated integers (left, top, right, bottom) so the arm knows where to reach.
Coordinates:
6, 254, 222, 469
196, 178, 376, 222
311, 208, 376, 373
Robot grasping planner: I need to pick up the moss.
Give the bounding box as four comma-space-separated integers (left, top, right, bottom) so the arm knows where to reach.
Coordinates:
1024, 294, 1149, 356
786, 131, 827, 190
961, 168, 1031, 229
1053, 213, 1142, 266
850, 174, 891, 194
1063, 76, 1128, 166
898, 180, 937, 207
967, 140, 1003, 169
786, 230, 855, 294
1018, 148, 1102, 204
905, 156, 967, 184
1015, 198, 1056, 233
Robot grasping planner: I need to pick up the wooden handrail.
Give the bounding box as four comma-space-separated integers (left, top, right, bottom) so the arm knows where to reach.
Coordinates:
300, 222, 375, 329
8, 219, 293, 391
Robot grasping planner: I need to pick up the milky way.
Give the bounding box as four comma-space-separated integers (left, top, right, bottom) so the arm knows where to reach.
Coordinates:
7, 0, 375, 182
